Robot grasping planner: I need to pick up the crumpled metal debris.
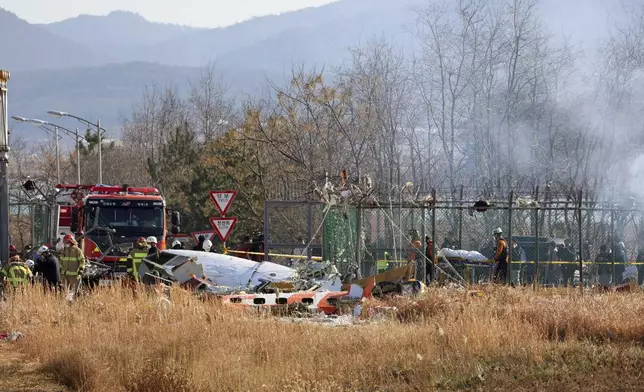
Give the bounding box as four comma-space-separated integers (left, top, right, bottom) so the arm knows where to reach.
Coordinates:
0, 331, 24, 342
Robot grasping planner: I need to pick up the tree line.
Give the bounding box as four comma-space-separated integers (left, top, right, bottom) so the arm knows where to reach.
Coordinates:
12, 0, 644, 241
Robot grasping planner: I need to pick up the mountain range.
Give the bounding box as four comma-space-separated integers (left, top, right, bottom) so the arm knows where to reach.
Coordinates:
1, 0, 624, 139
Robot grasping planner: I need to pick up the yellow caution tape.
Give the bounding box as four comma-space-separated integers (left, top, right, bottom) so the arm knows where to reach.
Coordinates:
380, 259, 644, 265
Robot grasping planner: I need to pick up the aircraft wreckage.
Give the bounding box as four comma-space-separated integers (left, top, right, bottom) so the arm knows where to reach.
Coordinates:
124, 249, 422, 315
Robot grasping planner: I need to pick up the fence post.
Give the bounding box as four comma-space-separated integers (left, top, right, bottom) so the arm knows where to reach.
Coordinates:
578, 189, 583, 291
421, 205, 427, 283
611, 208, 615, 285
534, 186, 540, 289
431, 188, 437, 284
355, 205, 362, 278
307, 201, 313, 261
507, 191, 514, 285
263, 201, 269, 261
459, 185, 464, 249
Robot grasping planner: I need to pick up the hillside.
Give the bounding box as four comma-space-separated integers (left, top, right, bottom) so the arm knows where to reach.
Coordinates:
41, 11, 200, 47
0, 9, 99, 71
7, 62, 279, 140
2, 0, 627, 140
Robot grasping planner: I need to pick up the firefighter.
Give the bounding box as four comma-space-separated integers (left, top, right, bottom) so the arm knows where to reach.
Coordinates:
408, 229, 424, 280
2, 255, 32, 289
33, 245, 61, 291
171, 240, 183, 250
492, 228, 508, 284
127, 237, 149, 282
202, 239, 213, 252
425, 236, 435, 284
59, 234, 86, 290
146, 236, 160, 262
193, 235, 206, 251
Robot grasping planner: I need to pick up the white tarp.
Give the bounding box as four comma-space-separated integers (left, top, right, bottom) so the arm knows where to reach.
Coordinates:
163, 250, 297, 289
438, 248, 489, 262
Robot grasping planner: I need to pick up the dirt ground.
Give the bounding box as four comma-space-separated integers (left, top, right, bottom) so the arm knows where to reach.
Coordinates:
0, 343, 67, 392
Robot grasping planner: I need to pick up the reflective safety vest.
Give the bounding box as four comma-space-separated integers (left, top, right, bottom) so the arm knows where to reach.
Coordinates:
127, 247, 148, 282
376, 260, 390, 272
59, 246, 85, 276
4, 262, 31, 288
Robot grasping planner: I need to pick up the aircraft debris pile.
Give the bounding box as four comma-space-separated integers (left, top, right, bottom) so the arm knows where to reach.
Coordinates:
137, 250, 424, 318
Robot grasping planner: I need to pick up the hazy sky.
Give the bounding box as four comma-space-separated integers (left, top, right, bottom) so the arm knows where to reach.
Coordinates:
0, 0, 338, 27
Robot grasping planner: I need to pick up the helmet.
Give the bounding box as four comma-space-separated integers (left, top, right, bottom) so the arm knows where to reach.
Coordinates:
137, 237, 146, 243
172, 240, 181, 248
63, 234, 77, 245
25, 260, 34, 269
493, 228, 502, 235
9, 245, 16, 252
36, 245, 49, 255
146, 236, 158, 244
202, 239, 213, 252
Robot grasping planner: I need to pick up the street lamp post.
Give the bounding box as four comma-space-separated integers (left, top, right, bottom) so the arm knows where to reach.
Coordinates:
11, 117, 86, 184
0, 70, 9, 266
47, 111, 106, 184
97, 119, 102, 184
75, 128, 80, 184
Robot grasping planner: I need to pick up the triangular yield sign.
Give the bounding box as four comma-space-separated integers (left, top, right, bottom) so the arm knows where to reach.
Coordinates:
209, 190, 237, 215
191, 231, 215, 243
209, 217, 238, 242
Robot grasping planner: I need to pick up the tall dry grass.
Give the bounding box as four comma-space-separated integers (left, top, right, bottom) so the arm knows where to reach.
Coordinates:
1, 285, 644, 391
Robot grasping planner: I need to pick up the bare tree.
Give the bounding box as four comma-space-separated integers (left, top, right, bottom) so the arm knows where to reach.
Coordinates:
188, 63, 235, 140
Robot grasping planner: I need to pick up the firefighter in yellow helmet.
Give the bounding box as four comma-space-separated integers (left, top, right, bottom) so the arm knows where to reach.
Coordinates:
59, 234, 86, 290
2, 255, 32, 289
127, 237, 149, 282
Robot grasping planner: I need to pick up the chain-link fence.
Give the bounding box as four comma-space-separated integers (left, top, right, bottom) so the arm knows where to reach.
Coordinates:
265, 190, 644, 287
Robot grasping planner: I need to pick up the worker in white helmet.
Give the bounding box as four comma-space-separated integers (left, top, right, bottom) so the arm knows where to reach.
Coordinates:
146, 236, 160, 262
33, 245, 61, 291
492, 228, 508, 284
202, 239, 213, 252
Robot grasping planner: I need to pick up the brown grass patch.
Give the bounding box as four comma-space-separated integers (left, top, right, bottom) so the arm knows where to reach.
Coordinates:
2, 285, 644, 391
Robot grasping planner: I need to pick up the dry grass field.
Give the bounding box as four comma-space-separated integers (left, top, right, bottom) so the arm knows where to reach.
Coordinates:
0, 284, 644, 391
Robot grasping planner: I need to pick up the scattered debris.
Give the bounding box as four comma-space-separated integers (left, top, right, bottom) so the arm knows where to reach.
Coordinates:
0, 331, 24, 342
133, 249, 425, 321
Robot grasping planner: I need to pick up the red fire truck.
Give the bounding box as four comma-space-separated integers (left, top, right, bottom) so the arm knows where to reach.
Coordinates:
55, 184, 180, 272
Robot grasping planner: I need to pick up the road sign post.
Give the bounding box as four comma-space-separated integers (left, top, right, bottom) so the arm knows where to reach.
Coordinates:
209, 190, 237, 252
191, 231, 215, 245
209, 190, 237, 216
209, 217, 238, 243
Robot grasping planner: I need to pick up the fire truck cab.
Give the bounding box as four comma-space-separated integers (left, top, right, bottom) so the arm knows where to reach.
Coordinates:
55, 184, 180, 273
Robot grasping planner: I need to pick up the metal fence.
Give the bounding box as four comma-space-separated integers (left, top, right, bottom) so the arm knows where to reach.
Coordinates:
264, 189, 644, 286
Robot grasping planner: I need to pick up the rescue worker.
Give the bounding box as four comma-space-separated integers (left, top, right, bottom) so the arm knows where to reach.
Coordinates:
146, 236, 160, 262
8, 244, 19, 259
238, 235, 252, 259
492, 228, 508, 284
2, 255, 32, 289
425, 236, 435, 284
127, 237, 149, 282
193, 235, 206, 251
408, 230, 424, 281
33, 245, 61, 291
171, 239, 183, 250
202, 239, 213, 252
59, 234, 86, 290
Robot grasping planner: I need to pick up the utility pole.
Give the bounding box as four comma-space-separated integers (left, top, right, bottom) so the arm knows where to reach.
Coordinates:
97, 119, 102, 184
55, 126, 60, 182
0, 70, 10, 266
76, 128, 81, 184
